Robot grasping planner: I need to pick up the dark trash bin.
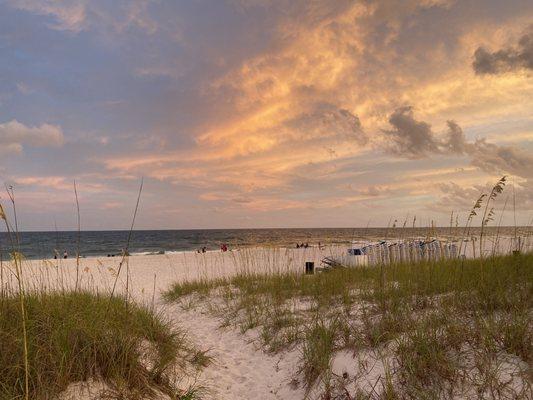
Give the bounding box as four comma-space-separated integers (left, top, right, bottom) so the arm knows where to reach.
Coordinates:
305, 262, 315, 275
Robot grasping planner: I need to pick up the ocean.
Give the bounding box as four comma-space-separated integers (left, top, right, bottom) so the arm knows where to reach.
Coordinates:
0, 227, 523, 260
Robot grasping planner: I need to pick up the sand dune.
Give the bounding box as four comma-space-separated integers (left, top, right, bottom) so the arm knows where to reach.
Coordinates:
4, 247, 338, 399
4, 237, 528, 399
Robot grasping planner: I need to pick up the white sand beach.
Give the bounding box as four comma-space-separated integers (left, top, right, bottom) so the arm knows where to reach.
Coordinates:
6, 247, 339, 399
4, 236, 530, 399
17, 246, 340, 301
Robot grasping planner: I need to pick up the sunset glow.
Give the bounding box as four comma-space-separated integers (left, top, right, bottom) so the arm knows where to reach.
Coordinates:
0, 0, 532, 229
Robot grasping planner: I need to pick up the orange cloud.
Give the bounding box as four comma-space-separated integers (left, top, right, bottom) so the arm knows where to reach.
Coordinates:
98, 2, 533, 217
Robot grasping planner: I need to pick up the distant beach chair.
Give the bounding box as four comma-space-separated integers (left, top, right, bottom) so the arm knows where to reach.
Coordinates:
319, 257, 344, 271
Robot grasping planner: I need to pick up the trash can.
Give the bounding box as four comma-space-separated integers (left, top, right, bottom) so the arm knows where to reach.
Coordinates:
305, 262, 314, 274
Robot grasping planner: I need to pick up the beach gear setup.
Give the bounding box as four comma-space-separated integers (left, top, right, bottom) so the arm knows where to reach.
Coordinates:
318, 239, 461, 269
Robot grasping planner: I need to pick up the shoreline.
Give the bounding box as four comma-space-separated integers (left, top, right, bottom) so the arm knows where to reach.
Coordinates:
17, 232, 531, 263
3, 227, 530, 261
2, 238, 531, 399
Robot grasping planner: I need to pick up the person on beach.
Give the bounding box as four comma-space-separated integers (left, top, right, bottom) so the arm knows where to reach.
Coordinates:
63, 251, 68, 259
221, 244, 228, 252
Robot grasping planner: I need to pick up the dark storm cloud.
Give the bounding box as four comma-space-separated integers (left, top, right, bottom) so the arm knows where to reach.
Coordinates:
442, 120, 469, 154
382, 107, 474, 159
382, 106, 441, 158
473, 26, 533, 74
383, 107, 533, 180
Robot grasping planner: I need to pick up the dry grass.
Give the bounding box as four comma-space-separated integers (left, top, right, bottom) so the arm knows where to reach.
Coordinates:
164, 253, 533, 399
0, 290, 203, 400
1, 174, 532, 399
0, 184, 206, 400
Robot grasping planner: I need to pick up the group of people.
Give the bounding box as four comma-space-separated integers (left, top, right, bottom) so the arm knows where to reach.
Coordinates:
196, 244, 229, 253
52, 241, 323, 259
54, 249, 128, 259
53, 250, 69, 259
295, 242, 323, 249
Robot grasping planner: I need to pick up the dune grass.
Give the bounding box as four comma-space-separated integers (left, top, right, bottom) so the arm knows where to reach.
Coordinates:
0, 182, 209, 399
0, 290, 202, 400
164, 252, 532, 398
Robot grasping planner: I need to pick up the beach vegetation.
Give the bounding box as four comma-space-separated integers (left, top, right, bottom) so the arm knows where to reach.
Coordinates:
0, 290, 201, 400
164, 252, 533, 398
0, 184, 205, 400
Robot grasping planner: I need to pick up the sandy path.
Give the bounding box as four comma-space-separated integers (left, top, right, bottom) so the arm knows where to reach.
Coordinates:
10, 248, 325, 399
171, 304, 304, 399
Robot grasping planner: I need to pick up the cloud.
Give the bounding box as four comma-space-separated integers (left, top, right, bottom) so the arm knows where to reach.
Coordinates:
0, 120, 64, 154
382, 107, 533, 181
8, 0, 87, 32
382, 106, 441, 158
468, 140, 533, 178
473, 25, 533, 74
101, 2, 532, 219
435, 181, 491, 212
284, 105, 365, 144
442, 120, 469, 154
16, 82, 32, 95
2, 0, 532, 227
436, 176, 533, 213
357, 185, 392, 197
101, 201, 123, 210
13, 176, 72, 191
381, 109, 533, 213
7, 0, 159, 34
438, 121, 533, 180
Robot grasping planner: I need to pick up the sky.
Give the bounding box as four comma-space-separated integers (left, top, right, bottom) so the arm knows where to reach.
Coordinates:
0, 0, 532, 231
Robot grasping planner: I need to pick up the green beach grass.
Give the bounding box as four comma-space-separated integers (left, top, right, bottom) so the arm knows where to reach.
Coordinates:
1, 189, 207, 400
0, 290, 203, 400
0, 174, 531, 399
164, 252, 533, 398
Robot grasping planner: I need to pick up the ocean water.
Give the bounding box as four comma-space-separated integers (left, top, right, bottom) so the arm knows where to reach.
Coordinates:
0, 227, 523, 260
